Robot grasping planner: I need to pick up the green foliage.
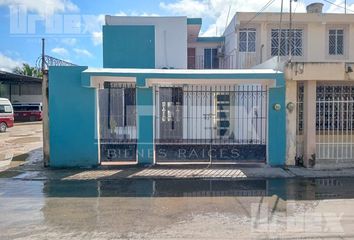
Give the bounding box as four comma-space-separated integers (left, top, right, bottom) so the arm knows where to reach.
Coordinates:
13, 63, 42, 78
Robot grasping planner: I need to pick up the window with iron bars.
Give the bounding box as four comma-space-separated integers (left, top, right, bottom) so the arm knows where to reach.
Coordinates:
297, 84, 354, 132
239, 28, 256, 52
329, 29, 344, 55
271, 29, 303, 56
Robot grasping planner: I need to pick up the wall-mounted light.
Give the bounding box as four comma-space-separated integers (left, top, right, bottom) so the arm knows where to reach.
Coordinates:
345, 64, 353, 73
287, 102, 295, 113
273, 103, 281, 111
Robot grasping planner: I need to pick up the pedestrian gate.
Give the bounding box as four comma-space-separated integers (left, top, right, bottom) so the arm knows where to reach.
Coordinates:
99, 82, 137, 162
154, 84, 268, 162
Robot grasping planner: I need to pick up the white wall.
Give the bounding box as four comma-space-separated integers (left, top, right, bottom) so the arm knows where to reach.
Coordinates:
106, 16, 188, 69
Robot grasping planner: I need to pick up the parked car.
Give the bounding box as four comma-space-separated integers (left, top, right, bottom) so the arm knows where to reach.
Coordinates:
0, 98, 14, 132
12, 103, 43, 122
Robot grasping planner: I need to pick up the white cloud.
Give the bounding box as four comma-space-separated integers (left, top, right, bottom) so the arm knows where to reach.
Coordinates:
160, 0, 210, 17
92, 31, 103, 46
0, 53, 23, 72
160, 0, 306, 36
0, 0, 79, 17
73, 48, 93, 58
325, 0, 354, 13
61, 38, 77, 46
51, 47, 69, 56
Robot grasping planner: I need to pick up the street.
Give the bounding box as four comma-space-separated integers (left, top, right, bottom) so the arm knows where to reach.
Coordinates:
1, 124, 354, 239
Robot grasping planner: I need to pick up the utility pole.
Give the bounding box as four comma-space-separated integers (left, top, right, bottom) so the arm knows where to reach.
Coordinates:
345, 0, 347, 14
41, 38, 50, 167
288, 0, 297, 61
289, 0, 293, 60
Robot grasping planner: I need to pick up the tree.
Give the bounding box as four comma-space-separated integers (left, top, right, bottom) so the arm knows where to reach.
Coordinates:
13, 63, 42, 78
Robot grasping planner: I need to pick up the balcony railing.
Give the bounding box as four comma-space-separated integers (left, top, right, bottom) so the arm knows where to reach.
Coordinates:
188, 53, 258, 70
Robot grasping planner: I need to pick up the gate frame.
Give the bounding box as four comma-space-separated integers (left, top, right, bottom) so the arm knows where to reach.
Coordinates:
80, 68, 286, 167
151, 83, 269, 163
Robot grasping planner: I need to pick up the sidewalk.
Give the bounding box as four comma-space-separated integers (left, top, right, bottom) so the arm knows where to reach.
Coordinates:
2, 149, 354, 181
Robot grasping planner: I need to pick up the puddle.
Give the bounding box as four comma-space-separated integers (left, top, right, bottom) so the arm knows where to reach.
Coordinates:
1, 177, 354, 200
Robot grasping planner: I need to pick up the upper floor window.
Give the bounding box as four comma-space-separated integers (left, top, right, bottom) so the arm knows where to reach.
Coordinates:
204, 48, 219, 69
239, 28, 256, 52
329, 29, 344, 55
271, 29, 303, 56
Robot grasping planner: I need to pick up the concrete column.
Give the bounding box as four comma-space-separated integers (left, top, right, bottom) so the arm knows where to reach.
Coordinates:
303, 80, 317, 167
286, 80, 297, 165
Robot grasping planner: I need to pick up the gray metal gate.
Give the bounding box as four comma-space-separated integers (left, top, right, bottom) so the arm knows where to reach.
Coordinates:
99, 82, 137, 162
154, 84, 268, 162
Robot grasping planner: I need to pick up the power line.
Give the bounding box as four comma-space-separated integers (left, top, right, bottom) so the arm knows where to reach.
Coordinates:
243, 0, 277, 26
322, 0, 354, 13
223, 0, 276, 38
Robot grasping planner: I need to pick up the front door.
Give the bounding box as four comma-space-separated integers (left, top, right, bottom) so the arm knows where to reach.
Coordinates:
159, 87, 183, 142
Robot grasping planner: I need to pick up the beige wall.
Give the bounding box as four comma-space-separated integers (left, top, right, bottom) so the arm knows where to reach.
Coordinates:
231, 12, 354, 66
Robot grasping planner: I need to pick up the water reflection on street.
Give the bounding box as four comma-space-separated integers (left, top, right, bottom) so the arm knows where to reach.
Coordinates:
1, 178, 354, 239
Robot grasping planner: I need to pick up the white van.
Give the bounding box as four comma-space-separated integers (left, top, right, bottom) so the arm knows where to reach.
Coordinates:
0, 98, 14, 132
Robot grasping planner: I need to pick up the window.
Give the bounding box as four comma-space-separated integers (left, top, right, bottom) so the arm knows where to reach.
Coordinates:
204, 48, 219, 69
13, 105, 40, 111
239, 28, 256, 52
271, 29, 303, 56
0, 104, 12, 113
329, 29, 344, 55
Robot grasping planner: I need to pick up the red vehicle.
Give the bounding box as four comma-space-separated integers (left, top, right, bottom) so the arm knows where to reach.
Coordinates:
13, 103, 43, 122
0, 98, 14, 132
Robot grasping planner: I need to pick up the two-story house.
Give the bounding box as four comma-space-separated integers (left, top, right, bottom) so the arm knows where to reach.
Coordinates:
223, 3, 354, 168
48, 15, 285, 168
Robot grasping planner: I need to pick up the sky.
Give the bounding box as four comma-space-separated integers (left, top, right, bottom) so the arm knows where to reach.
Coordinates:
0, 0, 353, 71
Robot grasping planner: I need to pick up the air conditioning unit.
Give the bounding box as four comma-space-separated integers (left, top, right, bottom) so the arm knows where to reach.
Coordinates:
217, 46, 225, 58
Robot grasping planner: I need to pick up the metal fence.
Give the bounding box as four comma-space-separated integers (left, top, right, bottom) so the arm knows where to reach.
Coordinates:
154, 84, 268, 162
316, 85, 354, 160
99, 82, 137, 162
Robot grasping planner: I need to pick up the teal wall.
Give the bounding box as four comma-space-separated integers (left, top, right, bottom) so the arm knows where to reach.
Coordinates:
103, 25, 155, 68
49, 66, 99, 168
268, 76, 286, 166
136, 87, 154, 165
49, 68, 286, 167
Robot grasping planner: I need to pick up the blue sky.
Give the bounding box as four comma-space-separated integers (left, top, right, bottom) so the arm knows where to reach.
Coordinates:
0, 0, 353, 71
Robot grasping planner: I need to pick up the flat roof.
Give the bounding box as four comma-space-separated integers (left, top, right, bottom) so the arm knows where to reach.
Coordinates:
236, 12, 354, 23
0, 71, 42, 84
83, 68, 280, 75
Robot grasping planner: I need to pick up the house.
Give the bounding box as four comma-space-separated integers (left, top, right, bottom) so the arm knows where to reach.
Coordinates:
221, 3, 354, 168
48, 16, 285, 167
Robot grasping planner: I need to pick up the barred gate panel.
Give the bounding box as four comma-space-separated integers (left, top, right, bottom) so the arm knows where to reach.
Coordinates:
316, 85, 354, 160
99, 82, 137, 162
154, 84, 268, 162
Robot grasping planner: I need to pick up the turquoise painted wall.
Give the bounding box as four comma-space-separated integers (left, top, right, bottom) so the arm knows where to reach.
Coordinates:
136, 86, 154, 165
267, 75, 286, 166
103, 25, 155, 68
83, 71, 287, 166
49, 66, 99, 168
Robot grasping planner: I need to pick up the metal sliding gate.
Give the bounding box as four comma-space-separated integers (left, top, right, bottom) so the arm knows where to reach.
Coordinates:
154, 84, 268, 162
99, 82, 137, 162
